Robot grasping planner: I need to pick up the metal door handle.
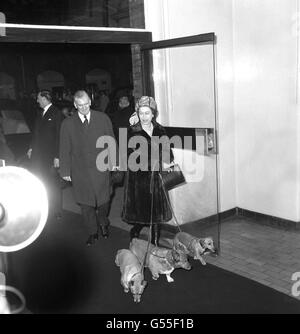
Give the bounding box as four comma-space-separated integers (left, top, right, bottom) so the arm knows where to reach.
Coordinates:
204, 128, 216, 155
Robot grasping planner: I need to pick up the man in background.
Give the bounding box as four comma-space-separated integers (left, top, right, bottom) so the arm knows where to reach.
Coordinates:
110, 95, 134, 142
27, 90, 63, 220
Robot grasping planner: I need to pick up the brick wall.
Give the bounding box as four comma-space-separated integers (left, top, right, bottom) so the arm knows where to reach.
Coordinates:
129, 0, 145, 99
131, 44, 143, 99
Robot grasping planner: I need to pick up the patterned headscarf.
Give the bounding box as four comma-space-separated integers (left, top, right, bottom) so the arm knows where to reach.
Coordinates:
135, 96, 157, 112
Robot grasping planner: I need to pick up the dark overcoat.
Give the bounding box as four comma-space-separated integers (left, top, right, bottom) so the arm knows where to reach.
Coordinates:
0, 122, 14, 164
121, 121, 173, 225
59, 110, 116, 207
31, 104, 62, 175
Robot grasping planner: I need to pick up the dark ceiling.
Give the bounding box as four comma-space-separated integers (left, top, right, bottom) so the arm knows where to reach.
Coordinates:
0, 42, 133, 95
0, 0, 145, 28
0, 0, 70, 24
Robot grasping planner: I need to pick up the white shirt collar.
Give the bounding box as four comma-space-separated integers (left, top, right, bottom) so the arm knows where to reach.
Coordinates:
42, 103, 52, 117
78, 111, 91, 123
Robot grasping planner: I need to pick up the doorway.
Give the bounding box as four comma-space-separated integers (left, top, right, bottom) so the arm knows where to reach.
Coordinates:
141, 33, 220, 250
0, 29, 220, 247
0, 28, 221, 313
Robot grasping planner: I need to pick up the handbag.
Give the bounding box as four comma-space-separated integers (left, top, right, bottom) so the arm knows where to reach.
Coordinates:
111, 169, 125, 186
160, 164, 186, 191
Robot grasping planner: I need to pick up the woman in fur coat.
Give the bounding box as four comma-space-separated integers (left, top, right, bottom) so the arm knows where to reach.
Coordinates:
121, 96, 174, 245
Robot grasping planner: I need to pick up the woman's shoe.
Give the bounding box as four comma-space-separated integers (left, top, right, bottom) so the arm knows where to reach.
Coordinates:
86, 233, 98, 246
130, 225, 143, 240
151, 224, 161, 246
99, 225, 109, 239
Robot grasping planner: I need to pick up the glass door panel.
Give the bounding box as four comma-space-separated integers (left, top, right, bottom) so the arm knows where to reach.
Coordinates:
141, 34, 220, 253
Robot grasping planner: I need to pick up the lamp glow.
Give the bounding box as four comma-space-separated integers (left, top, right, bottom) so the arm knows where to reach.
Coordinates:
0, 167, 48, 252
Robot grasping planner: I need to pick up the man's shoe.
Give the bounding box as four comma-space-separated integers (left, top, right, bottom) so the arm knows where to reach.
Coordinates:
55, 213, 62, 220
130, 228, 140, 241
99, 225, 109, 239
86, 233, 98, 246
151, 224, 161, 247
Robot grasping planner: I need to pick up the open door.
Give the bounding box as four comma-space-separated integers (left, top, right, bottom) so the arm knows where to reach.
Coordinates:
140, 33, 220, 253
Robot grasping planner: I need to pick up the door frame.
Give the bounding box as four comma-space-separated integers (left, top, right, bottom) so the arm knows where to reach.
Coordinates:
0, 25, 152, 44
140, 32, 220, 250
140, 32, 215, 96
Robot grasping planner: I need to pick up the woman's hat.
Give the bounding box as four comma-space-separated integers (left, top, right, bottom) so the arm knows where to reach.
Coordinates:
135, 96, 157, 112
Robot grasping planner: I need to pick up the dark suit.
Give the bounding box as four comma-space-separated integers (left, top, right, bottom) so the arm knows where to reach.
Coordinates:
30, 104, 63, 216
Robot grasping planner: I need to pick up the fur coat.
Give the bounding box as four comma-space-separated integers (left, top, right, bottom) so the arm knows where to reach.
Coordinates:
121, 121, 173, 225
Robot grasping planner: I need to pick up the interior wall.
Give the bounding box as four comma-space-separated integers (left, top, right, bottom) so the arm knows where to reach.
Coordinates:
144, 0, 236, 214
144, 0, 300, 222
233, 0, 299, 221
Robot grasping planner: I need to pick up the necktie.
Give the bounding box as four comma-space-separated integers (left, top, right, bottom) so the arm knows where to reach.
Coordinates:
83, 115, 89, 129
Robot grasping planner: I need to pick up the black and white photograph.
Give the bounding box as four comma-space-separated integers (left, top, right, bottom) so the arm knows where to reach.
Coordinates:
0, 0, 300, 317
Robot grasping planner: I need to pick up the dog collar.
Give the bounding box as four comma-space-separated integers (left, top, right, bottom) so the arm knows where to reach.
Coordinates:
130, 271, 143, 282
150, 249, 175, 266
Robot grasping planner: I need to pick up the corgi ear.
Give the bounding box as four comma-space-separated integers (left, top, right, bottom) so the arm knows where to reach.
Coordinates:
198, 239, 206, 251
205, 237, 215, 247
175, 242, 187, 253
173, 250, 181, 260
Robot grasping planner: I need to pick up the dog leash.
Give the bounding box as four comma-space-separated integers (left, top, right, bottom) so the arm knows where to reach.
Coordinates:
140, 161, 182, 273
140, 166, 156, 274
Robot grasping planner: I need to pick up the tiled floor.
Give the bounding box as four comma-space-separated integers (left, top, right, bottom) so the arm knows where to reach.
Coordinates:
203, 217, 300, 299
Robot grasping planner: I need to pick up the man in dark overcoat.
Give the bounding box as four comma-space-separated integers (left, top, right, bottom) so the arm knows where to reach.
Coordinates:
28, 90, 63, 219
59, 90, 116, 246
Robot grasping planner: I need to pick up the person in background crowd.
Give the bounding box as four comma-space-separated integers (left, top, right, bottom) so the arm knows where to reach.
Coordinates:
93, 90, 110, 113
61, 105, 75, 119
110, 95, 135, 142
62, 89, 73, 102
99, 90, 110, 113
18, 90, 38, 132
27, 90, 63, 220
